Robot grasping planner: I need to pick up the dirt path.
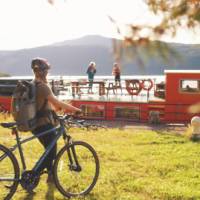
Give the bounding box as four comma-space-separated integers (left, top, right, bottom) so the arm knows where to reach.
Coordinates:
86, 120, 189, 134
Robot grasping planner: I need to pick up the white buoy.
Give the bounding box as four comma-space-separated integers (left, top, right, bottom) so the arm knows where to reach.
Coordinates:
191, 116, 200, 135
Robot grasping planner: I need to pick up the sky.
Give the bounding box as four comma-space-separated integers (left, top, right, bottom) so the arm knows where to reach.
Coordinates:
0, 0, 199, 50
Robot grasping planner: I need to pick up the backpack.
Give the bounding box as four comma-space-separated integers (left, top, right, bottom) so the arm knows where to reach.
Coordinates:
11, 80, 37, 132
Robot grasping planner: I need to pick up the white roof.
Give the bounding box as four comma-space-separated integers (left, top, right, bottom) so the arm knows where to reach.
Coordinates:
165, 70, 200, 74
0, 76, 33, 80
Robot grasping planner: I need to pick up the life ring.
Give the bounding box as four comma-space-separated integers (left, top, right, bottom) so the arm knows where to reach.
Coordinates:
141, 79, 153, 91
125, 79, 142, 95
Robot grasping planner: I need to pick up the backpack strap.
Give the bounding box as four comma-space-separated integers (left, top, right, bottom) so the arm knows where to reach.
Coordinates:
34, 81, 58, 125
36, 98, 48, 118
36, 98, 57, 125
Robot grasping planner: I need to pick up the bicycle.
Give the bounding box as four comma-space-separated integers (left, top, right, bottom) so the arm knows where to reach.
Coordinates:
0, 114, 100, 200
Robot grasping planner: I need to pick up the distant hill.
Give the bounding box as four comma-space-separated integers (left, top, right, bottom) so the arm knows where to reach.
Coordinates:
0, 35, 199, 76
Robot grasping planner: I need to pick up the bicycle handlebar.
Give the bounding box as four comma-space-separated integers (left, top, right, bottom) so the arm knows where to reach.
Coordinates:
57, 113, 83, 121
0, 114, 83, 130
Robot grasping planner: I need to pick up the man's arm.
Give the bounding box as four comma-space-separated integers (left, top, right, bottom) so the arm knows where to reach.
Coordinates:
47, 93, 81, 113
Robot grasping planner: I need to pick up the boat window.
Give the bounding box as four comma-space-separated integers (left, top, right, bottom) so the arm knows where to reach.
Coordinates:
80, 104, 105, 118
0, 80, 18, 85
0, 78, 33, 96
0, 85, 16, 96
115, 107, 140, 120
180, 79, 200, 93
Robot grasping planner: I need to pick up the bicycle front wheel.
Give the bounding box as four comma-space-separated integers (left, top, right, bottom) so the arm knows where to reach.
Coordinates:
0, 144, 20, 200
54, 141, 100, 197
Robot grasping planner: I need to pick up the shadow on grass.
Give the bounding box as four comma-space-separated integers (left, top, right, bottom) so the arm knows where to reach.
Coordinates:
45, 182, 55, 200
22, 192, 35, 200
135, 140, 186, 146
85, 193, 101, 200
20, 182, 55, 200
134, 131, 187, 146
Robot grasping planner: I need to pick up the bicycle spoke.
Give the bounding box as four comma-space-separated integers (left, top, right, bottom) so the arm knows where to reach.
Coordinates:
0, 145, 19, 200
58, 148, 95, 191
54, 141, 99, 197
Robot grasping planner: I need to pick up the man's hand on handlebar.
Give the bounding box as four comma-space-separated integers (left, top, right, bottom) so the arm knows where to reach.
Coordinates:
64, 109, 83, 117
74, 109, 83, 118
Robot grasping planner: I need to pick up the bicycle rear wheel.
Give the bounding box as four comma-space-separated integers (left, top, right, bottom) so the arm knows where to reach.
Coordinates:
54, 141, 99, 197
0, 144, 20, 200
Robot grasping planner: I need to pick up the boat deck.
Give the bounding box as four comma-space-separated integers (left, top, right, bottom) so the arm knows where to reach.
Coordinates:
57, 76, 165, 103
58, 89, 165, 103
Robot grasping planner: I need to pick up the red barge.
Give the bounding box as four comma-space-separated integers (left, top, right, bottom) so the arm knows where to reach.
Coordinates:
0, 70, 200, 124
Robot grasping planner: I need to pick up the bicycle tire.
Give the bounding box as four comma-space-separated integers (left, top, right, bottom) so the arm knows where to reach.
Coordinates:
0, 144, 20, 200
53, 141, 100, 197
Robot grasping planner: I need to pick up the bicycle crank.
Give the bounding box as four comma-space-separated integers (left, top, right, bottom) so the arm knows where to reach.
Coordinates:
20, 170, 40, 192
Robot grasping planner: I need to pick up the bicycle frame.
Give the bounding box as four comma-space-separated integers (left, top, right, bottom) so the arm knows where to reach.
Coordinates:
0, 119, 78, 176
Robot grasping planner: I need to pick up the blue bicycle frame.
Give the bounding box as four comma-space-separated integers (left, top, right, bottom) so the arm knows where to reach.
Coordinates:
3, 123, 67, 174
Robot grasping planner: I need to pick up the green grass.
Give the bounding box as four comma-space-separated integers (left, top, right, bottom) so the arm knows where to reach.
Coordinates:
1, 115, 200, 200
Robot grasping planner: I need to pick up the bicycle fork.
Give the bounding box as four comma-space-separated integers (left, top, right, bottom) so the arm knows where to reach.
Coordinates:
66, 143, 82, 172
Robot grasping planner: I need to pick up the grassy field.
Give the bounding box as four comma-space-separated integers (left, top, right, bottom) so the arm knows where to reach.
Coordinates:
1, 115, 200, 200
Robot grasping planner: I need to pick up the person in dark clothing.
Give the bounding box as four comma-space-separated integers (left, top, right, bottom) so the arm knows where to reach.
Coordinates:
112, 62, 121, 86
32, 124, 56, 176
86, 61, 96, 93
31, 57, 81, 183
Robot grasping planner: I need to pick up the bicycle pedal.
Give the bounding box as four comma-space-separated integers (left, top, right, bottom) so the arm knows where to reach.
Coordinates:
4, 185, 12, 189
40, 170, 48, 175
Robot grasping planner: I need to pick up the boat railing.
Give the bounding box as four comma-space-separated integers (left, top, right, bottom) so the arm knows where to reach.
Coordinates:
55, 77, 165, 102
0, 76, 165, 102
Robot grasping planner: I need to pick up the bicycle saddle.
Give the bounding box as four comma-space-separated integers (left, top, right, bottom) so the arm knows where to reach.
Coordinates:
0, 122, 17, 128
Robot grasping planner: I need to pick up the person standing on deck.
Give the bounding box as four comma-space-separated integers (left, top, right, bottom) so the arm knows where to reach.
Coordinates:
86, 61, 96, 94
112, 62, 121, 86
